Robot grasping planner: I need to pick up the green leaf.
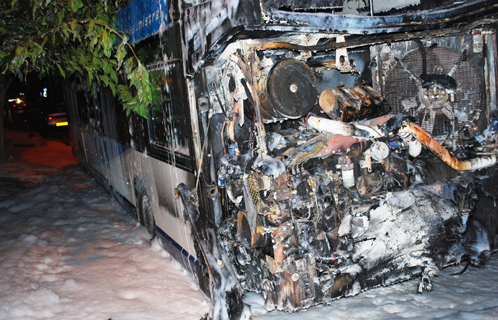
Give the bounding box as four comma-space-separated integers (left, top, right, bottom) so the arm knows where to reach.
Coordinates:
103, 62, 111, 75
70, 19, 77, 33
56, 63, 66, 78
109, 69, 117, 83
86, 19, 95, 38
100, 74, 110, 86
70, 0, 83, 13
61, 23, 70, 39
109, 83, 116, 96
32, 0, 41, 17
123, 57, 134, 74
57, 11, 64, 24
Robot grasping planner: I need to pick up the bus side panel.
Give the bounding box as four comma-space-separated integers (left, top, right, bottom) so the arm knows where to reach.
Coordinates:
80, 130, 201, 276
145, 155, 199, 263
101, 136, 134, 201
64, 74, 203, 283
81, 132, 108, 182
81, 132, 133, 201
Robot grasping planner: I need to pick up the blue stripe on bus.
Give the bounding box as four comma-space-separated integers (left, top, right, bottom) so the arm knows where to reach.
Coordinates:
155, 226, 199, 267
116, 0, 170, 43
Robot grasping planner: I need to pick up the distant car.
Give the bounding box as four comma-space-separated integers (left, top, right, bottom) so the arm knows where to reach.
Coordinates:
46, 112, 68, 127
8, 97, 26, 113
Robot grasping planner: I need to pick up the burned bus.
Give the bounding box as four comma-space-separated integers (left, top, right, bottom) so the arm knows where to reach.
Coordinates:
64, 0, 498, 318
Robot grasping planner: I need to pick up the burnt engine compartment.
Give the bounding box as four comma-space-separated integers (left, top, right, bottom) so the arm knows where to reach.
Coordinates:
195, 28, 498, 312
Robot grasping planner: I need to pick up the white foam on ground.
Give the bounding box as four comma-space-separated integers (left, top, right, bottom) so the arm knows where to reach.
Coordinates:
0, 160, 209, 320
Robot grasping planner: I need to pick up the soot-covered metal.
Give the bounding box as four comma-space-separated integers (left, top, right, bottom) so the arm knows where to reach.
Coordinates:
173, 1, 498, 319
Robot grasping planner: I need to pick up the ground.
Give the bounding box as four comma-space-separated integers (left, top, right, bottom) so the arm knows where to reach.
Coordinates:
0, 126, 209, 320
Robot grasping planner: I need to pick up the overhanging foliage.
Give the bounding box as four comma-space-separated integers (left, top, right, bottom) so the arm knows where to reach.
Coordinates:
0, 0, 151, 117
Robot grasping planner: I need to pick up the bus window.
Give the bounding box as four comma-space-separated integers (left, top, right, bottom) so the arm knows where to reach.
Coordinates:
149, 70, 169, 144
148, 63, 191, 156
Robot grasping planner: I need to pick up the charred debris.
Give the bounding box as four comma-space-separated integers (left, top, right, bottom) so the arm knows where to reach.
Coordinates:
174, 1, 498, 319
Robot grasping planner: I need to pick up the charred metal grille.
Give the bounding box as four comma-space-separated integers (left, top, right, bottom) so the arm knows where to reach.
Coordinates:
384, 46, 481, 138
263, 0, 343, 11
248, 171, 262, 206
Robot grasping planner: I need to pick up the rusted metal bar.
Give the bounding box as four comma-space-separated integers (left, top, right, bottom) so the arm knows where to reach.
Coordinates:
250, 48, 268, 155
398, 122, 497, 171
251, 19, 498, 53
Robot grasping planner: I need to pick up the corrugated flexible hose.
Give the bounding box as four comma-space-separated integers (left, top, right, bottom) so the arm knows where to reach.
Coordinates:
398, 121, 497, 171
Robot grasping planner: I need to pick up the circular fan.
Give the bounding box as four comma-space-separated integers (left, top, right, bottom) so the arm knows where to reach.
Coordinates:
384, 45, 481, 139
